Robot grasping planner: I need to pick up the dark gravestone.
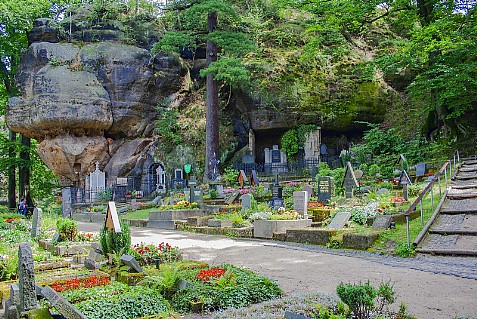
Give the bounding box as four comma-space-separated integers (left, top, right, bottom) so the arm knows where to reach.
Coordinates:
120, 254, 143, 273
311, 165, 318, 181
190, 186, 203, 203
52, 233, 61, 242
416, 162, 427, 177
41, 286, 87, 319
175, 279, 193, 291
18, 243, 38, 312
271, 149, 281, 163
272, 186, 283, 199
327, 212, 351, 229
284, 311, 313, 319
318, 177, 332, 201
342, 162, 359, 198
372, 215, 393, 230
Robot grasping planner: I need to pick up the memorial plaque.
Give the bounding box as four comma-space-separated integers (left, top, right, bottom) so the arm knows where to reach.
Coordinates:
372, 215, 393, 230
190, 187, 203, 203
18, 243, 37, 312
105, 201, 121, 233
270, 198, 285, 210
272, 186, 283, 199
318, 177, 332, 201
327, 212, 351, 229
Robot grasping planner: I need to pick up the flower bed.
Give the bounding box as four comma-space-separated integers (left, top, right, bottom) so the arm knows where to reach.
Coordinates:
131, 242, 182, 265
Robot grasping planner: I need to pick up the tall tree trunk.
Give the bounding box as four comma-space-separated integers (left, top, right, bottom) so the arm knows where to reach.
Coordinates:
8, 130, 16, 210
19, 134, 32, 209
205, 11, 219, 181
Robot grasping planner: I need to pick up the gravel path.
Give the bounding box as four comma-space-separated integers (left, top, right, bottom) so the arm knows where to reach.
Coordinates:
78, 222, 477, 319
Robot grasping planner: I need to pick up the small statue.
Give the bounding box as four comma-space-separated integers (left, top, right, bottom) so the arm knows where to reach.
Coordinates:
209, 152, 220, 181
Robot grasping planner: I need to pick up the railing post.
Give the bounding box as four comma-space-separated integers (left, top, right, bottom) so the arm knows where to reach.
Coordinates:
430, 185, 435, 211
406, 214, 410, 248
438, 175, 442, 196
444, 163, 448, 187
420, 199, 424, 226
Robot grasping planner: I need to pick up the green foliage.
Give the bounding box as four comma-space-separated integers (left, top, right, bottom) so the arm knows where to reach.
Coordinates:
209, 189, 218, 199
152, 32, 196, 55
281, 125, 316, 157
62, 281, 171, 319
155, 108, 184, 151
99, 221, 131, 256
394, 241, 416, 258
56, 218, 78, 242
222, 167, 239, 188
336, 281, 377, 319
200, 57, 250, 87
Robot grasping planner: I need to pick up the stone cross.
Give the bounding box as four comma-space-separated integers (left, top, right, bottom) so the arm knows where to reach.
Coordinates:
30, 207, 42, 238
18, 243, 38, 312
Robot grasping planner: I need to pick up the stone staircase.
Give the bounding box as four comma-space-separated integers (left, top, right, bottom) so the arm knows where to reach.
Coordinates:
416, 159, 477, 256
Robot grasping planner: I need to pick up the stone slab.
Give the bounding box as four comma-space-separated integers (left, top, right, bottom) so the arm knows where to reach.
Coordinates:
285, 229, 337, 245
343, 232, 379, 249
327, 212, 351, 229
208, 219, 233, 228
254, 219, 312, 239
147, 220, 177, 230
41, 286, 87, 319
372, 215, 393, 230
120, 254, 143, 273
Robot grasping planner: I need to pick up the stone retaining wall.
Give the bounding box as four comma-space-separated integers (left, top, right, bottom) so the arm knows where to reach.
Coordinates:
285, 229, 337, 245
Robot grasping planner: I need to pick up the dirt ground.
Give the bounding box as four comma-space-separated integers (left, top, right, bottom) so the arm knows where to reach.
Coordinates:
78, 223, 477, 319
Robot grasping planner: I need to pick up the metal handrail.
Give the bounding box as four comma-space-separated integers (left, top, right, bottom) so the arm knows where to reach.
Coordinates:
403, 150, 460, 248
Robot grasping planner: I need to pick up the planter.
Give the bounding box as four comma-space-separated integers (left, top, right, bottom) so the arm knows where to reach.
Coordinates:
253, 219, 312, 239
190, 301, 204, 313
308, 208, 336, 222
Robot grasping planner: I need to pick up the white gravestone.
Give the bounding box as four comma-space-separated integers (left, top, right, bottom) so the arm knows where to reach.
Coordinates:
88, 162, 106, 202
293, 191, 309, 219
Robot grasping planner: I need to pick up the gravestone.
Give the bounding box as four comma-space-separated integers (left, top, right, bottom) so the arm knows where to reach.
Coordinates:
372, 215, 393, 230
354, 169, 364, 179
285, 311, 313, 319
302, 184, 314, 198
241, 194, 252, 211
18, 243, 38, 312
237, 170, 248, 188
190, 186, 203, 203
272, 186, 283, 199
250, 170, 260, 187
304, 128, 321, 161
342, 162, 359, 198
41, 286, 87, 319
105, 201, 121, 233
293, 191, 308, 218
263, 182, 273, 192
271, 147, 281, 163
183, 188, 191, 203
416, 162, 427, 177
376, 188, 389, 195
188, 176, 197, 187
398, 170, 412, 200
318, 176, 332, 201
327, 212, 351, 229
120, 254, 143, 273
31, 207, 42, 238
225, 191, 239, 205
311, 165, 318, 181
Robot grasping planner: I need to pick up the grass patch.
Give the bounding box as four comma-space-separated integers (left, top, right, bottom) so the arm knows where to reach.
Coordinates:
120, 207, 158, 220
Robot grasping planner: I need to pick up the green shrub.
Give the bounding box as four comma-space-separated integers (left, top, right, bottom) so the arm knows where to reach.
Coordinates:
394, 241, 416, 258
99, 221, 131, 256
209, 189, 218, 199
56, 218, 78, 241
336, 281, 377, 319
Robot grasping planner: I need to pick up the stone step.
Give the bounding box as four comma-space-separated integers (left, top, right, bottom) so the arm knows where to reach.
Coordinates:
416, 248, 477, 256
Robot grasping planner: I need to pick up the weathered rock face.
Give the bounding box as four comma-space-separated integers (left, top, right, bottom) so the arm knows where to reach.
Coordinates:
7, 26, 189, 185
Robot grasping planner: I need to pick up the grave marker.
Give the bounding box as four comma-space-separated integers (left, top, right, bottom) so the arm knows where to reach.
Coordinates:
18, 243, 37, 312
31, 207, 42, 238
372, 215, 393, 230
250, 170, 259, 187
190, 186, 203, 204
225, 191, 239, 205
270, 198, 285, 210
105, 201, 121, 233
241, 194, 252, 211
302, 184, 314, 198
120, 254, 143, 273
342, 162, 359, 198
293, 191, 309, 218
41, 286, 87, 319
327, 212, 351, 229
318, 177, 332, 201
398, 170, 412, 200
416, 162, 427, 177
237, 170, 248, 188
